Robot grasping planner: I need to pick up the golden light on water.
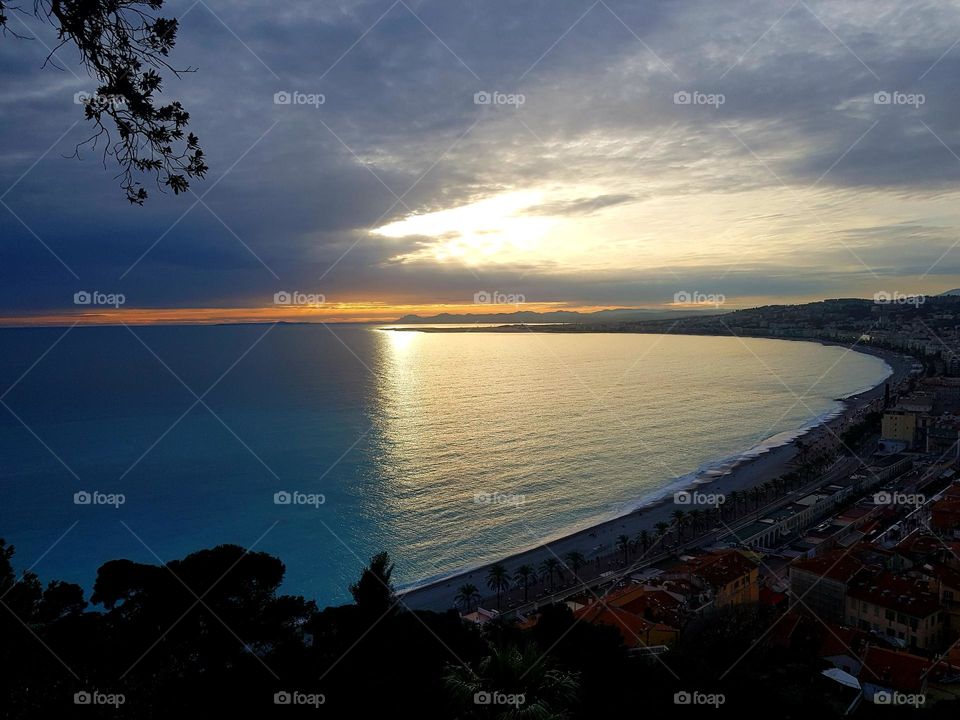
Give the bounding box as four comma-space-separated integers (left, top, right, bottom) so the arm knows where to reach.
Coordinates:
383, 327, 419, 355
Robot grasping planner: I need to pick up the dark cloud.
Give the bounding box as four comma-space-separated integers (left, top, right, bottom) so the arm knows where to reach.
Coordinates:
524, 193, 638, 216
3, 0, 960, 314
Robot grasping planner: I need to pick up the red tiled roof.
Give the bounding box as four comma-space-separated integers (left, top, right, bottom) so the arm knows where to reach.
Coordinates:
613, 588, 684, 627
895, 533, 945, 559
573, 604, 657, 648
922, 562, 960, 591
847, 571, 941, 618
671, 550, 757, 589
791, 551, 864, 583
819, 625, 870, 659
931, 497, 960, 531
859, 646, 932, 692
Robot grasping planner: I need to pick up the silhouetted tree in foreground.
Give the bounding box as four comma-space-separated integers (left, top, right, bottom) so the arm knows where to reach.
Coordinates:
0, 0, 206, 203
3, 537, 959, 718
348, 549, 395, 618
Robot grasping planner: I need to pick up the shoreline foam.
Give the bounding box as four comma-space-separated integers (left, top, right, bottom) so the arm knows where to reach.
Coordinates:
397, 341, 907, 611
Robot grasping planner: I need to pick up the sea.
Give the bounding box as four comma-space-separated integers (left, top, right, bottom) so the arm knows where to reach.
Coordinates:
0, 324, 891, 605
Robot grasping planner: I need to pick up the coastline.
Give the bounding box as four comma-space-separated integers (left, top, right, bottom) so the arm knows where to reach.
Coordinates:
397, 336, 915, 613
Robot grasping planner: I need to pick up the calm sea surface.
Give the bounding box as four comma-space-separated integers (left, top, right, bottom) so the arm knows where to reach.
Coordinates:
0, 325, 890, 605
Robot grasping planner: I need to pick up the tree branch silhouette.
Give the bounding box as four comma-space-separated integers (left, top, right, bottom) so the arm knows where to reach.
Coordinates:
2, 0, 207, 204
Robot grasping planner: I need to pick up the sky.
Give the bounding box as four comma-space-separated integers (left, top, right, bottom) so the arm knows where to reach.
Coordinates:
3, 0, 960, 323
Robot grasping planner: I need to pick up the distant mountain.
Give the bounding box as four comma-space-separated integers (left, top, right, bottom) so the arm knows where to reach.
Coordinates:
393, 307, 728, 324
939, 289, 960, 296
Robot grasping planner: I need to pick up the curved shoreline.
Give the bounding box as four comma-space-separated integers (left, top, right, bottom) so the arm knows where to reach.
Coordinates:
396, 336, 913, 612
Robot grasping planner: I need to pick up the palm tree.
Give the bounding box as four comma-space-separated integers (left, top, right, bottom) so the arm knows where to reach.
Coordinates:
671, 509, 686, 541
654, 521, 669, 550
444, 644, 580, 718
689, 508, 703, 536
454, 583, 481, 613
513, 564, 534, 602
539, 557, 560, 592
563, 551, 586, 583
486, 563, 510, 610
616, 534, 631, 565
349, 551, 395, 617
728, 490, 740, 519
634, 529, 651, 555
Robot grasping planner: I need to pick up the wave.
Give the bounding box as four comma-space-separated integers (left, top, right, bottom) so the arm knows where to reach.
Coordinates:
398, 356, 894, 596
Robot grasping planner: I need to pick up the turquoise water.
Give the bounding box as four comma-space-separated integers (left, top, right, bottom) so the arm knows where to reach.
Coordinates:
0, 325, 890, 605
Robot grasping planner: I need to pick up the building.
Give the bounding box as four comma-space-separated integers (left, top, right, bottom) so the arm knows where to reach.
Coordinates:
736, 483, 860, 550
920, 562, 960, 645
662, 550, 759, 609
863, 454, 912, 484
859, 646, 931, 697
573, 602, 679, 649
789, 551, 865, 624
846, 571, 944, 651
605, 584, 686, 629
931, 486, 960, 539
882, 410, 919, 446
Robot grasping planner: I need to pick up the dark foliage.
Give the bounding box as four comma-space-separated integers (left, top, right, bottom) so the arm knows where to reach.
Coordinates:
1, 538, 958, 718
1, 0, 206, 203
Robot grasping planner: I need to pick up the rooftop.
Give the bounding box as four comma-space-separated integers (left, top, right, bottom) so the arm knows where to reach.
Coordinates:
791, 551, 864, 583
670, 550, 758, 589
847, 571, 941, 618
859, 646, 932, 692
